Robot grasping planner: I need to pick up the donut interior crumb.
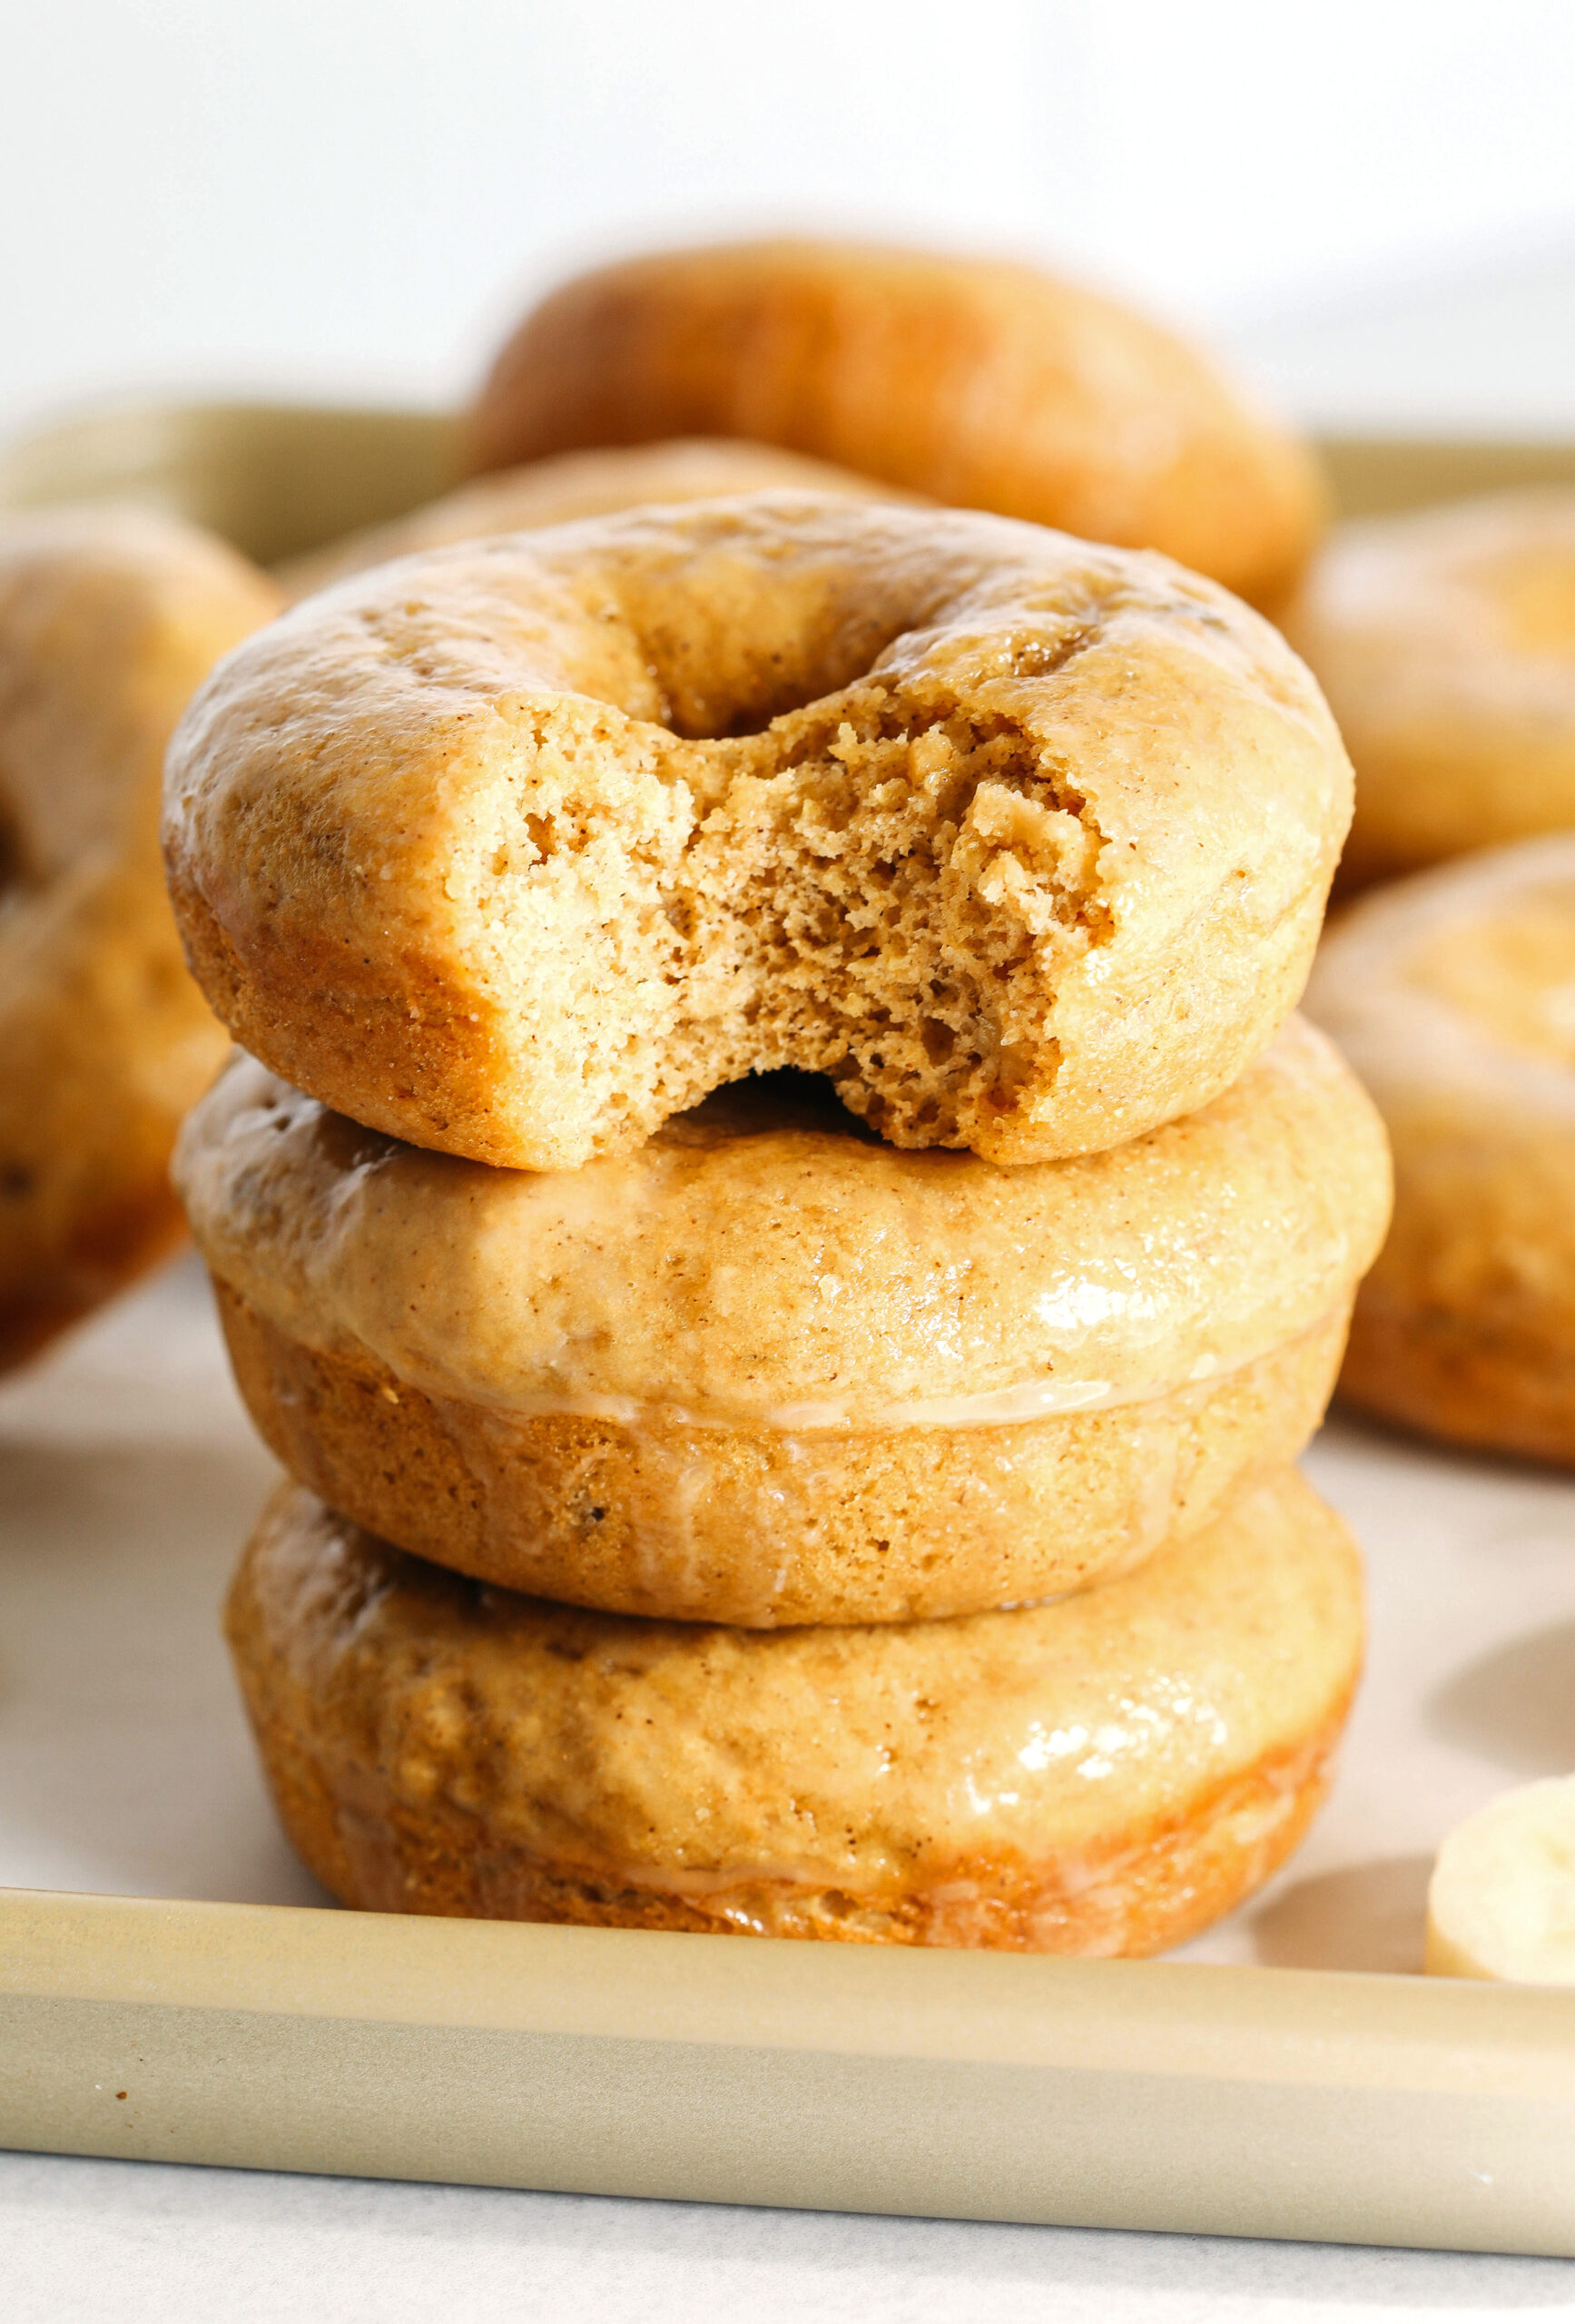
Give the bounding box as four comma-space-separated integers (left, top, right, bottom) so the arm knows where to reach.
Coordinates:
470, 669, 1110, 1154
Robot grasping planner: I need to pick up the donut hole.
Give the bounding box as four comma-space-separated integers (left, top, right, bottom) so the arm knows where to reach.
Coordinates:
660, 1064, 881, 1147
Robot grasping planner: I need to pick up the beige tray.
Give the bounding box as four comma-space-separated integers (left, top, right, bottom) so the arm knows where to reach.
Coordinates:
3, 406, 1574, 2254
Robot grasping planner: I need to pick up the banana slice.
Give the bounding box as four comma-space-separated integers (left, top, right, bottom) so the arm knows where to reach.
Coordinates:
1425, 1776, 1575, 1981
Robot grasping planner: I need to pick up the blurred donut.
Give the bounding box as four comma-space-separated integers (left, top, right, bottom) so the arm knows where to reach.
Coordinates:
468, 239, 1325, 610
1285, 488, 1575, 886
0, 506, 279, 1370
1307, 834, 1575, 1459
278, 437, 913, 600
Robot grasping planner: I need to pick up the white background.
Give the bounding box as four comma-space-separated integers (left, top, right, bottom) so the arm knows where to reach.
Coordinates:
5, 0, 1575, 430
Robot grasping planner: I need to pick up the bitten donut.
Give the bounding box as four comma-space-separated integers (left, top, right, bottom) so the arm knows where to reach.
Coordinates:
1285, 489, 1575, 887
228, 1468, 1364, 1954
178, 1019, 1388, 1625
0, 506, 280, 1370
164, 497, 1352, 1171
468, 240, 1324, 611
279, 438, 910, 601
1306, 835, 1575, 1460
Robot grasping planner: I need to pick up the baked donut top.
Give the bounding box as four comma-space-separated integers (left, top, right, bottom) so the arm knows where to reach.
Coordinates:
234, 1469, 1363, 1896
176, 1016, 1389, 1430
165, 496, 1352, 1170
279, 438, 911, 601
468, 238, 1324, 610
1307, 834, 1575, 1120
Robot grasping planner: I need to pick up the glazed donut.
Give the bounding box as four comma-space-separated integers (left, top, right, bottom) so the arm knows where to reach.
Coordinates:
278, 438, 911, 601
0, 506, 280, 1370
164, 497, 1352, 1172
175, 1018, 1388, 1625
468, 239, 1324, 612
228, 1467, 1363, 1954
1285, 489, 1575, 887
1306, 835, 1575, 1460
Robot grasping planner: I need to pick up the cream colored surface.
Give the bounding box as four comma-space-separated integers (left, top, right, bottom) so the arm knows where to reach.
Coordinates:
1285, 488, 1575, 885
177, 1019, 1386, 1423
0, 505, 281, 1370
164, 497, 1351, 1171
1305, 837, 1575, 1459
278, 438, 911, 600
1426, 1777, 1575, 1984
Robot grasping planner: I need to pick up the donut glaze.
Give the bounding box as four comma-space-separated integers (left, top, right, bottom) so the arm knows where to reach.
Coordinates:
468, 240, 1324, 611
164, 497, 1352, 1172
176, 1018, 1390, 1623
227, 1468, 1363, 1955
0, 506, 279, 1370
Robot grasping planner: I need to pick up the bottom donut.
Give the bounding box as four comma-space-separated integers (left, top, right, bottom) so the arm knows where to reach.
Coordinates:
227, 1469, 1364, 1956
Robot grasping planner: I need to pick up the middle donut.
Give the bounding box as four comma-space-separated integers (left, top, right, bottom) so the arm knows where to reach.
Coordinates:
177, 1018, 1390, 1627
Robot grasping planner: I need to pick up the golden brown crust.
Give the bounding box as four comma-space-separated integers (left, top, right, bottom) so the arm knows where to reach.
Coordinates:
1285, 490, 1575, 887
1306, 836, 1575, 1460
468, 240, 1324, 611
278, 438, 913, 601
227, 1471, 1363, 1954
215, 1279, 1350, 1624
165, 497, 1351, 1170
0, 507, 281, 1370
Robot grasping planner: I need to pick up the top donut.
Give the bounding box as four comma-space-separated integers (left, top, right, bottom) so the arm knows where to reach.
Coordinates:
164, 497, 1351, 1171
468, 240, 1324, 612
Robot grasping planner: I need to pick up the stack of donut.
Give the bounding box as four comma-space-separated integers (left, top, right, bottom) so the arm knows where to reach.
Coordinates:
164, 242, 1390, 1954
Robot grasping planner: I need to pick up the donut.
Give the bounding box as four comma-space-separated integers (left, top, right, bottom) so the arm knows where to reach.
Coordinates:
1305, 835, 1575, 1460
176, 1018, 1387, 1624
227, 1467, 1363, 1953
278, 438, 911, 602
468, 240, 1324, 612
163, 497, 1352, 1172
1284, 489, 1575, 887
0, 505, 280, 1371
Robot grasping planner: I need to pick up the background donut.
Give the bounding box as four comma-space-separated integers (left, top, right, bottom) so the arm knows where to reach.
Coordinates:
0, 505, 280, 1371
467, 239, 1327, 613
278, 437, 916, 601
1306, 833, 1575, 1460
1285, 488, 1575, 887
